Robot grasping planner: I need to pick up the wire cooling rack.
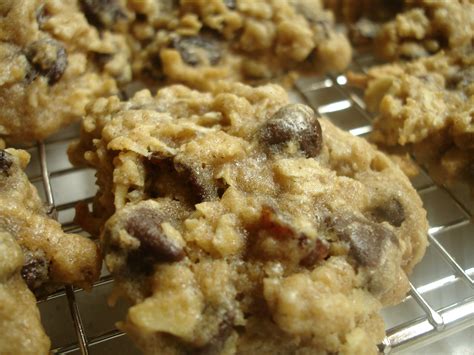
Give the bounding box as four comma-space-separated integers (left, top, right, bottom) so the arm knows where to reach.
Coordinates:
24, 52, 473, 354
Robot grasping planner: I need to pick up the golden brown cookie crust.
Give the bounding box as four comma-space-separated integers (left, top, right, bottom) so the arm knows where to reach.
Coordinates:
0, 231, 50, 355
0, 0, 129, 143
360, 48, 474, 193
0, 147, 101, 295
70, 82, 428, 354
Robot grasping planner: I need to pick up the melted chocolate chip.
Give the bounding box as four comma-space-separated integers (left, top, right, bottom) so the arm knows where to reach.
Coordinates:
0, 150, 12, 176
80, 0, 127, 29
21, 251, 50, 290
172, 35, 222, 66
369, 198, 405, 227
25, 39, 67, 85
174, 161, 220, 202
259, 104, 323, 157
125, 208, 184, 263
326, 214, 398, 267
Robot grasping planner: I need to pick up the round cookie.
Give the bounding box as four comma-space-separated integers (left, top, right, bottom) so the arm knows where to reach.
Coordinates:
125, 0, 352, 89
0, 0, 130, 143
375, 0, 474, 60
69, 82, 428, 354
0, 145, 101, 296
358, 47, 474, 194
0, 231, 50, 355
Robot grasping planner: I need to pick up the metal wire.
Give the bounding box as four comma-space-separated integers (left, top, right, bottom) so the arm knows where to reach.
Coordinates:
295, 56, 474, 352
36, 142, 90, 355
30, 62, 473, 353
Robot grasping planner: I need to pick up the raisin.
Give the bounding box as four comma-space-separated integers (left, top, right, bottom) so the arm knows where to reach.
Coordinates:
0, 150, 12, 176
299, 238, 330, 267
125, 208, 184, 263
369, 198, 405, 227
258, 206, 296, 239
326, 214, 398, 267
21, 250, 50, 290
80, 0, 127, 29
258, 104, 323, 157
172, 35, 222, 66
223, 0, 236, 10
25, 39, 67, 85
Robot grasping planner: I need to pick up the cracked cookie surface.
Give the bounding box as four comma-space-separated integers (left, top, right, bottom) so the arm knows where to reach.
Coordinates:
0, 231, 50, 355
69, 82, 428, 354
0, 143, 101, 297
0, 0, 130, 143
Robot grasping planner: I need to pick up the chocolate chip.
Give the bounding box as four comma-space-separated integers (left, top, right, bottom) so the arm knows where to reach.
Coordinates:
223, 0, 236, 10
125, 208, 184, 263
326, 214, 398, 267
80, 0, 127, 29
174, 161, 220, 202
25, 39, 67, 85
21, 250, 50, 290
369, 198, 405, 227
258, 104, 323, 158
172, 35, 222, 66
0, 150, 12, 176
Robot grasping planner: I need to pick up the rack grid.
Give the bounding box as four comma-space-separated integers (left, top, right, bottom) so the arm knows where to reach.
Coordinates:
26, 52, 473, 354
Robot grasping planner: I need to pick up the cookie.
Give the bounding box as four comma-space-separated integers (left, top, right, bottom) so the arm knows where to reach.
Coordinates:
69, 82, 428, 354
0, 231, 50, 355
355, 47, 474, 193
375, 0, 474, 60
125, 0, 352, 89
0, 145, 101, 296
0, 0, 130, 143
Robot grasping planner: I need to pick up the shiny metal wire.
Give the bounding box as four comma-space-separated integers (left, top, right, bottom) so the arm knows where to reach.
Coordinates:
37, 142, 90, 355
30, 53, 473, 354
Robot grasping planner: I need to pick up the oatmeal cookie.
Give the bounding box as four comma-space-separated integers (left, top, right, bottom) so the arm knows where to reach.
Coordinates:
375, 0, 474, 60
69, 82, 428, 354
0, 145, 101, 296
355, 48, 474, 193
125, 0, 352, 89
0, 0, 130, 143
0, 231, 50, 355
